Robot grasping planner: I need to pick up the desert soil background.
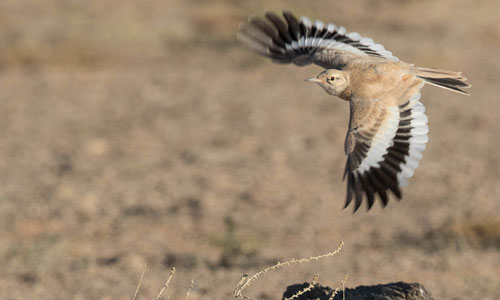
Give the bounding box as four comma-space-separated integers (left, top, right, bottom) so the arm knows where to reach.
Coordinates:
1, 0, 499, 299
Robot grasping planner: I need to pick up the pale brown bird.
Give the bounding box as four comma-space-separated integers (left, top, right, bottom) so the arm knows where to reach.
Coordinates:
238, 11, 471, 212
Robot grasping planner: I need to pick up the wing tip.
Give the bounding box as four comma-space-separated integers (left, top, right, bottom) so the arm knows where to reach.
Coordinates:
240, 10, 399, 64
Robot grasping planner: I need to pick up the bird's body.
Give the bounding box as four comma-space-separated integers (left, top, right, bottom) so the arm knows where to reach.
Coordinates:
339, 60, 413, 101
238, 11, 470, 212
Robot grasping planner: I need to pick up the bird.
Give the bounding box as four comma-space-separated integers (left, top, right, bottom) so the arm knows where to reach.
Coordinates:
237, 10, 471, 212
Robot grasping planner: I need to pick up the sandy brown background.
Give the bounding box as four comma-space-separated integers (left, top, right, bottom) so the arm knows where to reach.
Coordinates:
1, 0, 499, 299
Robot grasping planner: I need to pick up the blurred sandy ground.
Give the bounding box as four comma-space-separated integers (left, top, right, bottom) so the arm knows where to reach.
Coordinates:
0, 0, 499, 299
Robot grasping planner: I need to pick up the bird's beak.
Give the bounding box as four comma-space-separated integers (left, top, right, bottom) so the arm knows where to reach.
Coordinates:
304, 77, 322, 83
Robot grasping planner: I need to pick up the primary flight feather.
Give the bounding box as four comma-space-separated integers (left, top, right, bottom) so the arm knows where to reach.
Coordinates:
238, 11, 471, 212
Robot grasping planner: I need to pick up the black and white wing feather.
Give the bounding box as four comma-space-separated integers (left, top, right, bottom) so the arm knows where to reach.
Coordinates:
238, 11, 398, 70
344, 88, 429, 212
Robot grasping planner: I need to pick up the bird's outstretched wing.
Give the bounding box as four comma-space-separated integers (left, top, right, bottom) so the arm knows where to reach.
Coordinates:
238, 11, 398, 70
343, 80, 428, 212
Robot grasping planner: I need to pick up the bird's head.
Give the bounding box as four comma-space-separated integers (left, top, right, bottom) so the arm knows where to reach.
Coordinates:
305, 69, 350, 97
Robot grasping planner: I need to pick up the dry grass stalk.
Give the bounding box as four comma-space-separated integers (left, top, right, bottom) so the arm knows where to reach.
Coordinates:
185, 279, 194, 300
328, 274, 348, 300
285, 274, 319, 300
233, 241, 344, 299
156, 267, 176, 300
132, 263, 147, 300
234, 274, 248, 294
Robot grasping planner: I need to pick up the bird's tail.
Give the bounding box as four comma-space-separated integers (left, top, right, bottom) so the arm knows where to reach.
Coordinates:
416, 67, 471, 95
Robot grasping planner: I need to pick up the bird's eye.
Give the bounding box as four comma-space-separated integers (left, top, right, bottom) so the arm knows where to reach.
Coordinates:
330, 76, 336, 81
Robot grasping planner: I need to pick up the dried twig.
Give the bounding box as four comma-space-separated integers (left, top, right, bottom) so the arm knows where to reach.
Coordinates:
156, 267, 176, 300
234, 274, 248, 295
234, 241, 344, 299
328, 274, 348, 300
185, 279, 194, 300
132, 263, 147, 300
342, 275, 346, 300
285, 274, 320, 300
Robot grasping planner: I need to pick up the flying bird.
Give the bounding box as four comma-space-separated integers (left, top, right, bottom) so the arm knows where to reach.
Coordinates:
237, 11, 470, 212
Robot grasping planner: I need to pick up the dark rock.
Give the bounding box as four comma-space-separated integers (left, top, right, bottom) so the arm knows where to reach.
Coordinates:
283, 281, 434, 300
